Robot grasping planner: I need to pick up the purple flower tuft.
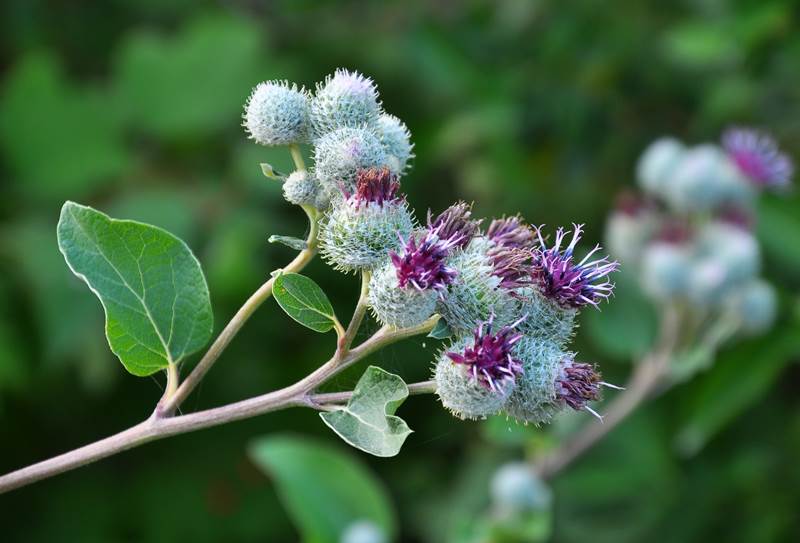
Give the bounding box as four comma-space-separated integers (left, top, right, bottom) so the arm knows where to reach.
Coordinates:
347, 167, 403, 208
447, 316, 524, 391
487, 246, 532, 290
722, 127, 794, 189
428, 201, 482, 248
531, 224, 619, 308
390, 232, 459, 291
487, 216, 537, 249
556, 359, 602, 413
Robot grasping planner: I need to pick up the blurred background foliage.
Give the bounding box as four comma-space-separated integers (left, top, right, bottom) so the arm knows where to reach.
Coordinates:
1, 0, 799, 541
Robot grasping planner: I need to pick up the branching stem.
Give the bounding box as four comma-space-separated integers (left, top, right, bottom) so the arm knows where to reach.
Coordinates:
534, 304, 682, 479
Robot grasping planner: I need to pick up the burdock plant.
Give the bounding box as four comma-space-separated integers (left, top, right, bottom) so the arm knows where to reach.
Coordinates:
0, 69, 620, 494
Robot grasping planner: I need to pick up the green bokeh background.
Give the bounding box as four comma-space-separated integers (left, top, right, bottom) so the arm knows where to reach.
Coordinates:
1, 1, 799, 541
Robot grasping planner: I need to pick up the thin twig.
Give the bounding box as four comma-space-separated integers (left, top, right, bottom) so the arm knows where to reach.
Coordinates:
159, 206, 319, 416
311, 379, 438, 406
535, 305, 681, 479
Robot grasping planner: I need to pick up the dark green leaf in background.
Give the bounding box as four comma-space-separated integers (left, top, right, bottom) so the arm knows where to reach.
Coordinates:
56, 202, 213, 376
249, 435, 396, 543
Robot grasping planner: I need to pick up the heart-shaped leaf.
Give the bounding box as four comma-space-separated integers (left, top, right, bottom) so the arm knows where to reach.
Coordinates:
320, 366, 413, 457
249, 435, 396, 543
57, 201, 213, 376
273, 273, 338, 333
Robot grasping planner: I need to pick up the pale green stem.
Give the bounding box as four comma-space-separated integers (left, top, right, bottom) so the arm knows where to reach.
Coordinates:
289, 144, 306, 171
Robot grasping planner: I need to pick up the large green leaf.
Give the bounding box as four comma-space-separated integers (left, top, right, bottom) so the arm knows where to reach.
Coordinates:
273, 273, 338, 333
249, 435, 396, 543
57, 201, 213, 376
320, 366, 413, 457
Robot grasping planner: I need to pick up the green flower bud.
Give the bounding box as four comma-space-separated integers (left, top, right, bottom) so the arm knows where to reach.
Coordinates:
314, 126, 389, 199
367, 263, 437, 328
726, 278, 777, 335
282, 170, 320, 207
374, 113, 414, 174
437, 238, 519, 334
319, 200, 414, 273
640, 242, 692, 301
490, 462, 552, 513
636, 137, 685, 197
503, 337, 566, 425
515, 288, 577, 348
243, 80, 310, 146
311, 69, 381, 137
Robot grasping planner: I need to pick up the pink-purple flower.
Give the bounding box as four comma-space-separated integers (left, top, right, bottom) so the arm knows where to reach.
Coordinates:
556, 360, 602, 414
531, 224, 618, 308
344, 167, 403, 208
390, 232, 459, 291
447, 316, 524, 391
487, 216, 537, 249
722, 127, 794, 189
428, 201, 481, 249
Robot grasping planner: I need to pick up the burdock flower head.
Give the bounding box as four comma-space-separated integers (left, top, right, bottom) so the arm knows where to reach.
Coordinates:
446, 316, 525, 391
722, 127, 794, 190
487, 215, 537, 250
555, 359, 604, 418
389, 231, 459, 291
428, 201, 482, 249
318, 167, 413, 273
531, 224, 619, 309
343, 167, 403, 208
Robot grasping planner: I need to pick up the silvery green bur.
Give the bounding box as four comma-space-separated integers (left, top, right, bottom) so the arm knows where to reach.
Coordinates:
311, 68, 382, 137
243, 80, 311, 146
319, 167, 414, 272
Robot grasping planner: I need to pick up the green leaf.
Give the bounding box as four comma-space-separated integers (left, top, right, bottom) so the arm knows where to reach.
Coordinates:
260, 162, 287, 180
249, 435, 396, 543
268, 235, 307, 251
273, 273, 338, 333
320, 366, 413, 457
428, 318, 453, 339
56, 201, 213, 376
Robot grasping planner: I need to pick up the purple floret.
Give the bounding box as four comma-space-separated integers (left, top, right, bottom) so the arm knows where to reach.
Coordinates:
447, 316, 524, 391
487, 216, 537, 249
531, 224, 618, 309
722, 127, 793, 189
428, 201, 481, 249
390, 232, 459, 291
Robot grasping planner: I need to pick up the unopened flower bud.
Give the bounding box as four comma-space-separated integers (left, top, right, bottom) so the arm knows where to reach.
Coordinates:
282, 170, 320, 207
726, 279, 777, 334
314, 126, 390, 198
243, 81, 310, 146
640, 241, 692, 301
311, 69, 381, 137
636, 137, 685, 197
375, 113, 414, 174
490, 462, 552, 514
340, 521, 387, 543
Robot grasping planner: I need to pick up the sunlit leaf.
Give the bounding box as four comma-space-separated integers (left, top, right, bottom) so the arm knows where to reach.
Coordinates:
57, 202, 213, 375
321, 366, 413, 457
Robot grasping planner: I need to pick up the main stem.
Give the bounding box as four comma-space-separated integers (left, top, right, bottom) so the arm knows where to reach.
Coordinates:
0, 318, 439, 494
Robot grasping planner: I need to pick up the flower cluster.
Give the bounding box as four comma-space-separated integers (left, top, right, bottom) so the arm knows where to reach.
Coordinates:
607, 128, 792, 338
245, 68, 619, 425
